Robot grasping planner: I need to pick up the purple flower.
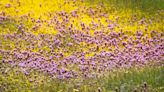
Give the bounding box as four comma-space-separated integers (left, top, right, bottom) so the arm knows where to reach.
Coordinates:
68, 42, 73, 46
57, 75, 64, 79
54, 39, 61, 45
108, 24, 114, 30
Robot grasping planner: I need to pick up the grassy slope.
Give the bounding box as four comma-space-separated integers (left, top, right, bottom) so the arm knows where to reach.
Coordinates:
0, 0, 164, 92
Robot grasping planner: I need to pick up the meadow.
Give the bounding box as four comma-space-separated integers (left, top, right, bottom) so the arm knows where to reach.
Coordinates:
0, 0, 164, 92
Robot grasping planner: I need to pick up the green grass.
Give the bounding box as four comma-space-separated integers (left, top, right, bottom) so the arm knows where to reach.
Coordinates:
0, 62, 163, 92
86, 0, 164, 14
86, 0, 164, 10
103, 66, 164, 92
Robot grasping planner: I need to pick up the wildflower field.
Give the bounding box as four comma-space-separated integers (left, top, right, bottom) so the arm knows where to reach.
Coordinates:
0, 0, 164, 92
